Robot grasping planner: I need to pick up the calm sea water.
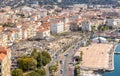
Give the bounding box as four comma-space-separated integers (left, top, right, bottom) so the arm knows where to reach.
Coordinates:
102, 43, 120, 76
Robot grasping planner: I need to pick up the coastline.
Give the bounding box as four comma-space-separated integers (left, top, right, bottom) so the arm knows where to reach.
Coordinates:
80, 43, 117, 76
97, 42, 118, 75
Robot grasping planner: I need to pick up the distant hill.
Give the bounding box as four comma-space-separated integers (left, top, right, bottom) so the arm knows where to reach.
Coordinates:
0, 0, 119, 8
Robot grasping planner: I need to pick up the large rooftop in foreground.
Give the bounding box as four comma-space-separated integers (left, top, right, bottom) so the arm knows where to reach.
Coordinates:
80, 43, 113, 70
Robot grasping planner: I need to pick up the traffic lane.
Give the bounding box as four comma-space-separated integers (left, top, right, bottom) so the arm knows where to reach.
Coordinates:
63, 48, 75, 76
48, 40, 83, 76
49, 39, 83, 76
62, 41, 82, 76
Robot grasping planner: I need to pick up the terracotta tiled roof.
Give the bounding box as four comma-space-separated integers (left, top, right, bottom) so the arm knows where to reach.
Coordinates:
0, 46, 11, 61
16, 22, 22, 26
37, 26, 49, 33
0, 53, 6, 61
0, 27, 4, 32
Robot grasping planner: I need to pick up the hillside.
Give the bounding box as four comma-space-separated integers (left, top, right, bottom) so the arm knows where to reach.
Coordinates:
0, 0, 119, 8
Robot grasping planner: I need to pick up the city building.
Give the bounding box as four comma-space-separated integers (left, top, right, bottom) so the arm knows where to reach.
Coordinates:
39, 9, 47, 18
0, 46, 11, 76
22, 22, 37, 39
0, 32, 9, 47
36, 26, 50, 39
92, 37, 108, 43
70, 22, 79, 31
30, 15, 38, 21
50, 21, 64, 34
22, 26, 28, 40
58, 0, 62, 3
81, 21, 91, 31
64, 16, 70, 32
8, 28, 23, 42
105, 18, 120, 27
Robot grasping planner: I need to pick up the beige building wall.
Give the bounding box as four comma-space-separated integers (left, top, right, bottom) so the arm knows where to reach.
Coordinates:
1, 51, 11, 76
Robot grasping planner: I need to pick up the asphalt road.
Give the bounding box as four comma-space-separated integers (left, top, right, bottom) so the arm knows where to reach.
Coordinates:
46, 39, 82, 76
46, 34, 84, 76
46, 38, 82, 76
62, 40, 82, 76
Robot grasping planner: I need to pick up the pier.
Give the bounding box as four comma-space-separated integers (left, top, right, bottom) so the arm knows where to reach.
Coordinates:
114, 52, 120, 54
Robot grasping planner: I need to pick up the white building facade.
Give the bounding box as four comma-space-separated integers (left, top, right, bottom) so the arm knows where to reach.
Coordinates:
82, 21, 91, 31
36, 29, 50, 39
105, 19, 120, 27
50, 21, 64, 34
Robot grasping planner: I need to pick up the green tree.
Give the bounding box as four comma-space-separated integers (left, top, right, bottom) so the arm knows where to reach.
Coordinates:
3, 22, 15, 27
41, 51, 51, 63
97, 25, 102, 32
49, 65, 58, 73
35, 68, 46, 76
31, 48, 38, 59
26, 71, 39, 76
75, 66, 80, 76
107, 38, 111, 42
37, 52, 43, 67
37, 51, 51, 67
41, 51, 51, 59
17, 57, 37, 71
98, 38, 101, 43
50, 74, 55, 76
104, 26, 109, 31
97, 25, 109, 32
42, 57, 50, 66
11, 69, 23, 76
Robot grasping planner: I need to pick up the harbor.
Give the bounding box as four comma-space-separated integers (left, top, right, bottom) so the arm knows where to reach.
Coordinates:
78, 41, 117, 76
114, 52, 120, 54
102, 43, 120, 76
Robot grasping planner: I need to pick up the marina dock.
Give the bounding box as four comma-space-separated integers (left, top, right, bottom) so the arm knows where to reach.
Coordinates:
114, 52, 120, 54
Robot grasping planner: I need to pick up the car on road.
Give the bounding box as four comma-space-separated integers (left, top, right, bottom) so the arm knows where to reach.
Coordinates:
54, 55, 57, 59
69, 62, 73, 64
60, 70, 63, 74
55, 54, 57, 55
64, 53, 68, 56
60, 60, 63, 64
69, 62, 74, 66
72, 46, 75, 49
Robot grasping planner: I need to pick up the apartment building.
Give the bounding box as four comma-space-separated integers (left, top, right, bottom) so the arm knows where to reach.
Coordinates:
81, 20, 92, 31
36, 26, 50, 39
0, 46, 11, 76
0, 32, 9, 47
105, 18, 120, 27
50, 20, 64, 34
